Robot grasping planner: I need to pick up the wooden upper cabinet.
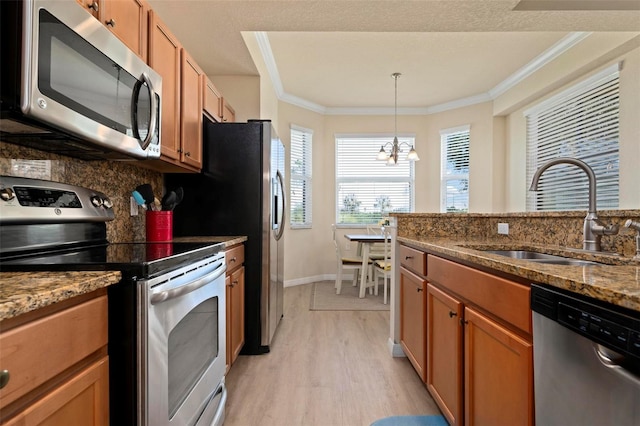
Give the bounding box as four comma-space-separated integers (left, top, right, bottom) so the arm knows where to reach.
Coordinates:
100, 0, 148, 61
148, 10, 181, 162
221, 98, 235, 123
204, 78, 223, 123
180, 50, 204, 169
76, 0, 100, 18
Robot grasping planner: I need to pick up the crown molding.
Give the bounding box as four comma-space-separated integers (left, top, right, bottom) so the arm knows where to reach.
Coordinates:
253, 31, 591, 116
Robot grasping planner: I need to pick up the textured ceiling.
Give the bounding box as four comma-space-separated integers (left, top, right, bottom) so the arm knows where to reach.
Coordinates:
147, 0, 640, 110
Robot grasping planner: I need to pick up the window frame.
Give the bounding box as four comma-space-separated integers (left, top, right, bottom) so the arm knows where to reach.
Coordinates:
524, 63, 620, 212
440, 125, 470, 213
289, 124, 313, 229
335, 133, 416, 228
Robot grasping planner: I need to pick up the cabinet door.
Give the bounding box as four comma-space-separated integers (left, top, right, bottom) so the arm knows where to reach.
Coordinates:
203, 78, 223, 123
148, 10, 181, 161
427, 284, 463, 426
399, 266, 427, 381
180, 49, 203, 170
464, 307, 534, 426
221, 98, 235, 123
229, 266, 245, 365
4, 357, 109, 426
101, 0, 148, 61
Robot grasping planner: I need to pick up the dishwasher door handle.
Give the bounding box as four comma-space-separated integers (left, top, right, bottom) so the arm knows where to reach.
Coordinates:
593, 344, 640, 387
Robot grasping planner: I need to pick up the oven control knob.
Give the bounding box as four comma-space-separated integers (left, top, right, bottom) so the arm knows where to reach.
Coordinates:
90, 195, 103, 207
0, 188, 15, 201
102, 197, 113, 209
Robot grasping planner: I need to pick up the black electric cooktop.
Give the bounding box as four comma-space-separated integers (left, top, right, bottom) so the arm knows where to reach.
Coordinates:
0, 241, 224, 278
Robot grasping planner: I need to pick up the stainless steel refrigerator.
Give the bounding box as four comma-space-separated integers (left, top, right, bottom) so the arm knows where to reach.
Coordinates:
167, 119, 285, 354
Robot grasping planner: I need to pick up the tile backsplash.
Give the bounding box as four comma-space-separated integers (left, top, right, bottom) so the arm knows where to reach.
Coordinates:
0, 141, 163, 242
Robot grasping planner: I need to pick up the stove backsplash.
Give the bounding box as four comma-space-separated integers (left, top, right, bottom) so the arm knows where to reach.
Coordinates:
0, 141, 162, 243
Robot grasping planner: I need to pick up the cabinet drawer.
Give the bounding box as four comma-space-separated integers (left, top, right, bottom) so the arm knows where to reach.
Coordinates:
427, 256, 531, 335
0, 296, 108, 406
399, 244, 427, 276
226, 244, 244, 272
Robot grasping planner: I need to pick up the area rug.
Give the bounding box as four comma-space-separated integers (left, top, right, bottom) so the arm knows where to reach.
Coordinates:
371, 415, 448, 426
309, 280, 389, 311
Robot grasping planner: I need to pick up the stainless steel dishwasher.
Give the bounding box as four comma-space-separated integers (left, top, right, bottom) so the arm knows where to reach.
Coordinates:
530, 284, 640, 426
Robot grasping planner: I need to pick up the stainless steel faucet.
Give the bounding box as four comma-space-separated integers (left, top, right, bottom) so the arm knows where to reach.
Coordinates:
529, 157, 619, 252
624, 219, 640, 259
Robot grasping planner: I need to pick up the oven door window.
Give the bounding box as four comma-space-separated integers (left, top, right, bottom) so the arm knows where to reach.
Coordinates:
37, 9, 152, 141
167, 296, 219, 418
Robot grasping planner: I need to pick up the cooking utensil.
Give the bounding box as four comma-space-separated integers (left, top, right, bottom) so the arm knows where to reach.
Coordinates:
173, 187, 184, 211
161, 191, 176, 211
132, 190, 147, 210
135, 184, 155, 211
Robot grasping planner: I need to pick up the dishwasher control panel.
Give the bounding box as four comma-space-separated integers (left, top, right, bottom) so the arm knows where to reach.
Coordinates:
531, 284, 640, 361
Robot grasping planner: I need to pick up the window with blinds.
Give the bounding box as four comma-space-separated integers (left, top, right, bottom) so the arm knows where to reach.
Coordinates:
290, 125, 313, 228
440, 126, 470, 213
336, 135, 415, 226
525, 64, 620, 211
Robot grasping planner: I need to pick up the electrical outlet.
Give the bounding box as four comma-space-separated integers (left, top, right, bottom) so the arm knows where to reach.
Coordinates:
498, 222, 509, 235
130, 196, 138, 216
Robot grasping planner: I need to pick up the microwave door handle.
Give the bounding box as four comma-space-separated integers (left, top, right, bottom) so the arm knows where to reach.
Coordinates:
132, 73, 158, 150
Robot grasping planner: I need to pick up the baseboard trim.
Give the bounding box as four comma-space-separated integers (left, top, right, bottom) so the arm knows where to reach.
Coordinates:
284, 274, 335, 287
388, 338, 406, 358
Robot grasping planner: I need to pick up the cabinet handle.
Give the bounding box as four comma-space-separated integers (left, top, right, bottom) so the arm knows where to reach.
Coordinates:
405, 256, 413, 260
230, 256, 237, 263
449, 311, 457, 318
184, 151, 191, 157
105, 18, 116, 27
417, 287, 423, 293
0, 370, 10, 389
460, 319, 468, 326
87, 1, 99, 12
232, 280, 239, 286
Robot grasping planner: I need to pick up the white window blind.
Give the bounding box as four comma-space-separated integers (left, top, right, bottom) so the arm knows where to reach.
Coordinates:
336, 135, 415, 226
290, 125, 312, 228
440, 126, 470, 213
525, 65, 620, 211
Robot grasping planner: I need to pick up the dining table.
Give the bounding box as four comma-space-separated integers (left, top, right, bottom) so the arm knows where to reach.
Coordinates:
344, 233, 390, 298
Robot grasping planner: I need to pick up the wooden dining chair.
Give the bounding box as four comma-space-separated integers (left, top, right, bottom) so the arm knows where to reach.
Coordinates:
332, 224, 372, 295
372, 227, 392, 304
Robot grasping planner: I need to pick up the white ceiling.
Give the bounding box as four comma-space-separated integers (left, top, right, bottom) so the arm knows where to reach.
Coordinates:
147, 0, 640, 111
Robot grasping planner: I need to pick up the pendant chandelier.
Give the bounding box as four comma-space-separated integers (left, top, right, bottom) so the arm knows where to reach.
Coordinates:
376, 73, 420, 165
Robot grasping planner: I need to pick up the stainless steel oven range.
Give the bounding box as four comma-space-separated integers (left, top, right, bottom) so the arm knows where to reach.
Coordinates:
0, 176, 227, 426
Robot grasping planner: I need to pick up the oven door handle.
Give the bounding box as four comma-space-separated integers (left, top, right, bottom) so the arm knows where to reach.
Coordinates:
150, 263, 226, 304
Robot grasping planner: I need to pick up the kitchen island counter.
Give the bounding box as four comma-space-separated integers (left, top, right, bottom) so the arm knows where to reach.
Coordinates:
398, 236, 640, 313
0, 271, 121, 321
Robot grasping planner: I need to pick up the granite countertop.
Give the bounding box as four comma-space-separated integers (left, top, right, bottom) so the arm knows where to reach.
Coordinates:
0, 236, 247, 322
398, 236, 640, 312
0, 271, 121, 321
173, 236, 247, 248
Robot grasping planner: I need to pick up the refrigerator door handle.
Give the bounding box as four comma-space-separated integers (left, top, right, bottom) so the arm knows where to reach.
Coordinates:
274, 170, 286, 241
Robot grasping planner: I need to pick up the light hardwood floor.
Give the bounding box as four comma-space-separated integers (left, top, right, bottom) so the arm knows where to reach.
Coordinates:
224, 283, 441, 426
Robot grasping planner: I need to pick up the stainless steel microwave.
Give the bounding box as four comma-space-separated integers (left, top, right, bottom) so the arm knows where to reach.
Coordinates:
0, 0, 162, 160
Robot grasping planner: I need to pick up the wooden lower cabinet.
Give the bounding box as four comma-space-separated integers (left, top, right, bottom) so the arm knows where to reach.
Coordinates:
399, 266, 427, 381
3, 358, 109, 426
425, 254, 534, 426
426, 283, 463, 425
0, 290, 109, 425
464, 306, 533, 426
225, 244, 245, 371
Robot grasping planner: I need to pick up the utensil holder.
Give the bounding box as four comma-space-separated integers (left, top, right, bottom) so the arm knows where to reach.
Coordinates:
146, 211, 173, 242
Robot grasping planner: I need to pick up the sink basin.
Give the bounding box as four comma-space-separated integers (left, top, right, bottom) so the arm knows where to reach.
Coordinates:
483, 250, 601, 266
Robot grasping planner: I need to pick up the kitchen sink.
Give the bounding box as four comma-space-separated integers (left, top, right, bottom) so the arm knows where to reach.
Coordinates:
483, 250, 602, 266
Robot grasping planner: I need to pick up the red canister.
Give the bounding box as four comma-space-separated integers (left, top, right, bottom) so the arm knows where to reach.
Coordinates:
146, 210, 173, 242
